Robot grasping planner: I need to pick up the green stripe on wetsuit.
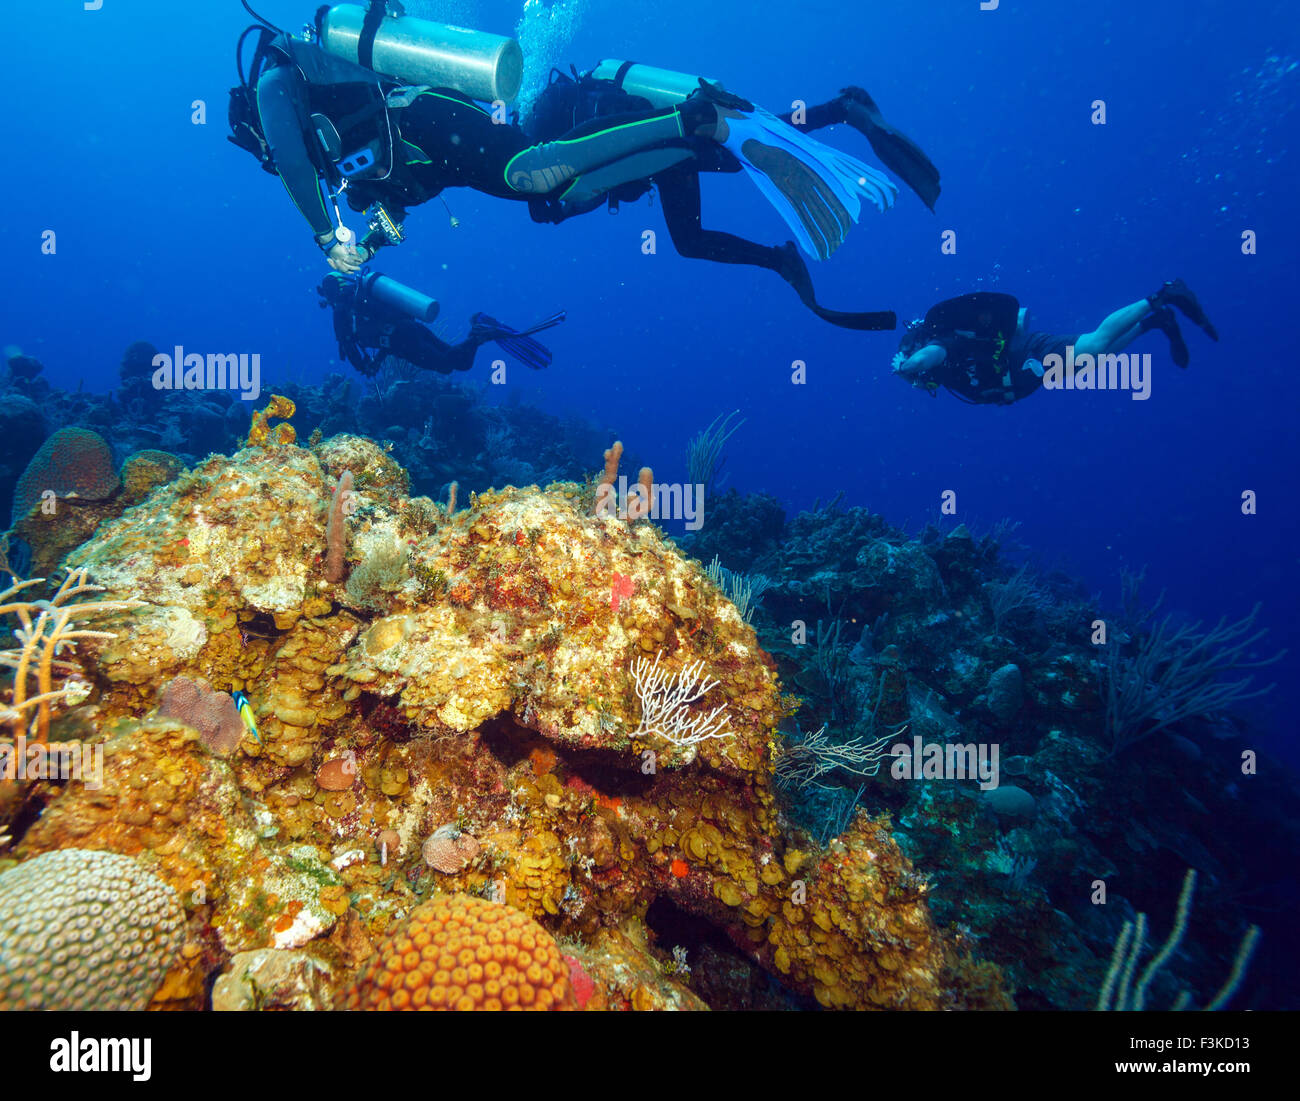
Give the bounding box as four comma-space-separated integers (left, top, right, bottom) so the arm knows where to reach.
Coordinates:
504, 109, 687, 196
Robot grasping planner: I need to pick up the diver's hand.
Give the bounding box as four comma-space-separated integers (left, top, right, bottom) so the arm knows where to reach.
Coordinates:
324, 243, 369, 274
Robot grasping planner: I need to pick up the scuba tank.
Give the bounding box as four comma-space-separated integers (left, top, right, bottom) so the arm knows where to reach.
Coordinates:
317, 3, 523, 104
363, 272, 439, 322
589, 60, 722, 108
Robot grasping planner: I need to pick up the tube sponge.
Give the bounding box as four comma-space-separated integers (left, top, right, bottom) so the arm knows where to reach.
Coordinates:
324, 470, 354, 583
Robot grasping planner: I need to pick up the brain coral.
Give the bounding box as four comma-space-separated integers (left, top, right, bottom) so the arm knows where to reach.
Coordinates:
341, 894, 574, 1010
0, 849, 186, 1010
11, 426, 119, 524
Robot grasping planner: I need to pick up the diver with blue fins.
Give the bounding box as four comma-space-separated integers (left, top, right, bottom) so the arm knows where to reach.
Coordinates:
230, 2, 942, 331
891, 281, 1219, 404
318, 269, 566, 375
521, 68, 940, 330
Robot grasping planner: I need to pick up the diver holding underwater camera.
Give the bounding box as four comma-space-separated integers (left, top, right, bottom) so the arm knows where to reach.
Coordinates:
229, 1, 944, 329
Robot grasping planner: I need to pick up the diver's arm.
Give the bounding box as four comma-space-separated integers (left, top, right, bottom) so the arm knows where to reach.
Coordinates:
894, 343, 946, 382
256, 65, 365, 270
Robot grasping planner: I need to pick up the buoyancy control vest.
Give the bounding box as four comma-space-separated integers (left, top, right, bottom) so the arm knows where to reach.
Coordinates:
911, 292, 1029, 404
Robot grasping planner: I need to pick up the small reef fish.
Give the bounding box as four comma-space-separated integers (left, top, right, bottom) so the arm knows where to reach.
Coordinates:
231, 690, 261, 744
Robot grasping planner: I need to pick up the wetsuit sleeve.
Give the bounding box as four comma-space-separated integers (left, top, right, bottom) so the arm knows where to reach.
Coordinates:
256, 66, 333, 238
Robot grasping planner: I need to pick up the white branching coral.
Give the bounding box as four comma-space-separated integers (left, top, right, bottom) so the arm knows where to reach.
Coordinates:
628, 650, 734, 751
774, 723, 897, 791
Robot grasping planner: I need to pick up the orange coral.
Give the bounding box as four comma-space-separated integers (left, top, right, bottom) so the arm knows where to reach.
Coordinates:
590, 440, 623, 517
247, 395, 296, 447
340, 894, 575, 1010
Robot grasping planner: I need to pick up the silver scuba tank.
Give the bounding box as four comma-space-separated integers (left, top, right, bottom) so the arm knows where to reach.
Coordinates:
319, 4, 523, 104
589, 60, 722, 108
364, 273, 439, 322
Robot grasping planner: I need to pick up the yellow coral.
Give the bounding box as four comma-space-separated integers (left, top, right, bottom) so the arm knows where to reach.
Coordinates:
247, 395, 296, 448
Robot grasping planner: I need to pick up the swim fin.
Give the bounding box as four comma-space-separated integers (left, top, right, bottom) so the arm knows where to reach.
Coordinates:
839, 87, 941, 212
1141, 305, 1189, 367
470, 311, 567, 370
1149, 279, 1219, 341
699, 81, 897, 261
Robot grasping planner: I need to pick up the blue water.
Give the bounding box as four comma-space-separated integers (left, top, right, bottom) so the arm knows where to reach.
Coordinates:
19, 5, 1296, 741
3, 3, 1295, 706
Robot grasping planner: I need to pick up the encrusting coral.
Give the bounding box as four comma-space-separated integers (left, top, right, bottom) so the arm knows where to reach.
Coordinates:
2, 434, 1008, 1010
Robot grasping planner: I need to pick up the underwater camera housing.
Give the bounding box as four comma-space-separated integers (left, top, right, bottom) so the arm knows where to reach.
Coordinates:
316, 2, 523, 103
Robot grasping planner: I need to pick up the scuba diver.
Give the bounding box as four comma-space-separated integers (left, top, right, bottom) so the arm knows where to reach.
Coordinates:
318, 270, 566, 375
229, 2, 923, 330
521, 67, 941, 330
891, 281, 1219, 404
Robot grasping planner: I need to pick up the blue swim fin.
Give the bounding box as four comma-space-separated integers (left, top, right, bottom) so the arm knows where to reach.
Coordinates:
706, 87, 896, 260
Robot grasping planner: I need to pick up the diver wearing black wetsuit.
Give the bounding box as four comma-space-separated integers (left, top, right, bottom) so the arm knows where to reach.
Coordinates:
892, 284, 1219, 404
523, 78, 941, 329
252, 36, 722, 268
238, 24, 930, 329
318, 272, 565, 376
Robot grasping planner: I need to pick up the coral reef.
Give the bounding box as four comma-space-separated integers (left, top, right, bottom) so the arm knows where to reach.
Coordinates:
1, 419, 1284, 1011
0, 437, 1005, 1011
247, 395, 297, 448
689, 492, 1287, 1009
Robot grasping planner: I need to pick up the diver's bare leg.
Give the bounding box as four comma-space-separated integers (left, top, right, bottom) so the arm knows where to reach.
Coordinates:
1075, 300, 1150, 356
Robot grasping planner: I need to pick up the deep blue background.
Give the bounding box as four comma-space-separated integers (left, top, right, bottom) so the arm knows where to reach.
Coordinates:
2, 1, 1296, 750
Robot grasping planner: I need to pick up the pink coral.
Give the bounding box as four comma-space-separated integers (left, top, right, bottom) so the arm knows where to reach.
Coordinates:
157, 676, 245, 757
564, 954, 596, 1009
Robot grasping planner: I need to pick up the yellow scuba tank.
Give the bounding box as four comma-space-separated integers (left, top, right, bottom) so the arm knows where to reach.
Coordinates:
318, 3, 523, 104
589, 60, 723, 108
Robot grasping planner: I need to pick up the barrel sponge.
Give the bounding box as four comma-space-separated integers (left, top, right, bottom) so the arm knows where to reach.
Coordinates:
340, 894, 575, 1010
0, 849, 186, 1010
10, 426, 119, 525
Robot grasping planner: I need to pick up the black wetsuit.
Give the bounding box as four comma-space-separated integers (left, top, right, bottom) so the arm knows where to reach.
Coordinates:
254, 39, 707, 255
905, 292, 1071, 405
928, 334, 1055, 404
525, 85, 870, 281
320, 273, 480, 375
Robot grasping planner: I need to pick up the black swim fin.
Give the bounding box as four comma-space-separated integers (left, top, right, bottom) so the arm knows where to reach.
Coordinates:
1141, 305, 1189, 367
1150, 279, 1219, 342
840, 86, 941, 212
775, 241, 897, 331
470, 311, 567, 370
